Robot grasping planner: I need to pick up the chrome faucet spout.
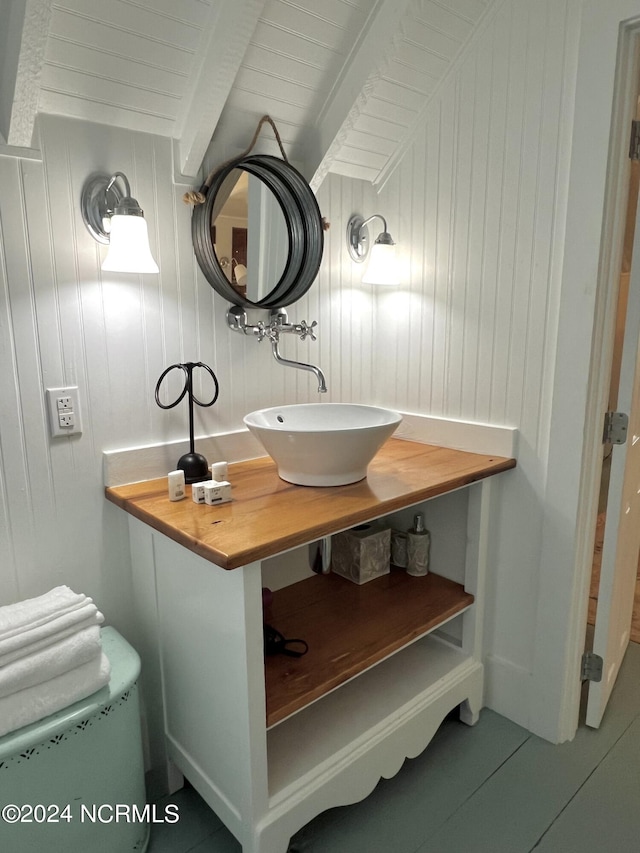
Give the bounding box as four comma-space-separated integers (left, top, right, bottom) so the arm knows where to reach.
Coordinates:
271, 338, 327, 393
227, 306, 327, 391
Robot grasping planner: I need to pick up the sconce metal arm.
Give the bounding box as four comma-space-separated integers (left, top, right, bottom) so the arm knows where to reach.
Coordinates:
347, 213, 395, 263
360, 214, 388, 234
81, 171, 146, 243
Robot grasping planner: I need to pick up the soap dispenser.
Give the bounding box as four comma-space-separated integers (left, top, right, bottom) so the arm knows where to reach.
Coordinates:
406, 512, 430, 577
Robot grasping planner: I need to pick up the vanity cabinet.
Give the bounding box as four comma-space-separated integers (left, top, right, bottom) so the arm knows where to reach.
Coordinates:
106, 439, 515, 853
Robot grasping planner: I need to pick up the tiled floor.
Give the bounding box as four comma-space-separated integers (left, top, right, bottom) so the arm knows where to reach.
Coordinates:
147, 643, 640, 853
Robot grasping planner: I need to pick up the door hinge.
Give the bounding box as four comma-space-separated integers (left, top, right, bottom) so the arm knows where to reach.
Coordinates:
603, 411, 628, 445
581, 651, 603, 682
630, 120, 640, 160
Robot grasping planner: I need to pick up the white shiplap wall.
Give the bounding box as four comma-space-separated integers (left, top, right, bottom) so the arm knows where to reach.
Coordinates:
366, 0, 579, 727
0, 0, 582, 738
0, 113, 375, 637
376, 0, 570, 427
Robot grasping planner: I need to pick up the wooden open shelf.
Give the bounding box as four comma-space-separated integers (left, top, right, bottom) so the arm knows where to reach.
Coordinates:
264, 570, 473, 727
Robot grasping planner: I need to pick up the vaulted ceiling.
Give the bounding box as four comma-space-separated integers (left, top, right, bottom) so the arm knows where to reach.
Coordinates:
2, 0, 491, 187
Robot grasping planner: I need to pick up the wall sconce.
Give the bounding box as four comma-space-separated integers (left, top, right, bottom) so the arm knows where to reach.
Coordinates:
81, 171, 159, 273
347, 214, 398, 285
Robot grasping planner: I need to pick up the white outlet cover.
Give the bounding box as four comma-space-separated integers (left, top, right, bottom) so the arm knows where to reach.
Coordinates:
45, 387, 82, 438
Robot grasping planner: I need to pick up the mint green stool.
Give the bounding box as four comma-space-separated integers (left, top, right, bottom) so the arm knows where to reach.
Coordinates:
0, 627, 148, 852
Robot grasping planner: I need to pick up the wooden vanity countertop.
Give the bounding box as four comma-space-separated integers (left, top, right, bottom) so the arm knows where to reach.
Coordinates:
105, 438, 516, 570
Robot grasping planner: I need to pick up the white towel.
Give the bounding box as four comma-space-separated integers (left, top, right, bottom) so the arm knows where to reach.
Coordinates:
0, 625, 103, 699
0, 603, 104, 663
0, 651, 112, 739
0, 586, 88, 640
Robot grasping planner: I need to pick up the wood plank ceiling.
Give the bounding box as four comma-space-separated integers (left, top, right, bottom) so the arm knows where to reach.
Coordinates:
3, 0, 491, 186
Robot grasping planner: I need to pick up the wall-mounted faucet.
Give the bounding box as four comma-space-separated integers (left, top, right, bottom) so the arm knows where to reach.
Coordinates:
227, 306, 327, 393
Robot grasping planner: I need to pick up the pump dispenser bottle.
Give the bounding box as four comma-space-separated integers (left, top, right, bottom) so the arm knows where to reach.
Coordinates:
406, 512, 430, 576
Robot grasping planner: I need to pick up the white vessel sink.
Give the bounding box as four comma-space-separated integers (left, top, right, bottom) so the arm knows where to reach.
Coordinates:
243, 403, 402, 486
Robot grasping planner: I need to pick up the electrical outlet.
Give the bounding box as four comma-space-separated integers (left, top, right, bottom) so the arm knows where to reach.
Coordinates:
45, 387, 82, 438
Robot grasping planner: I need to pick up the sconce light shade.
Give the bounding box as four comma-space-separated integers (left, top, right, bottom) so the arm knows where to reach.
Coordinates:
81, 171, 159, 274
361, 240, 398, 285
347, 213, 399, 285
233, 263, 248, 288
102, 214, 159, 273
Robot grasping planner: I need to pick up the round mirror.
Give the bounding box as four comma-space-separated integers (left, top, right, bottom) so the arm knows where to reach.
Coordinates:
191, 154, 324, 309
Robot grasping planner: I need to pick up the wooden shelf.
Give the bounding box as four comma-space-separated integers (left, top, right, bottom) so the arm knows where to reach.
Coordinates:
264, 570, 473, 728
267, 635, 474, 800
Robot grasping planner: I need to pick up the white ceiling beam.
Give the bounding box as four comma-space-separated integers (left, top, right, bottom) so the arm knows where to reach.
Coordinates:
174, 0, 266, 180
1, 0, 51, 148
308, 0, 412, 191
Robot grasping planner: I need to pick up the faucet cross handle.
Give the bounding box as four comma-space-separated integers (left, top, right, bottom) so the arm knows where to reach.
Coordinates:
298, 320, 317, 341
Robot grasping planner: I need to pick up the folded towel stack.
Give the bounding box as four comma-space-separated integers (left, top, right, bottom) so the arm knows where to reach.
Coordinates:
0, 586, 110, 738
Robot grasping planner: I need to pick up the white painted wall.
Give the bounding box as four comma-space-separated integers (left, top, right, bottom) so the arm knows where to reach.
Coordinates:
367, 0, 640, 742
353, 0, 580, 737
0, 113, 376, 642
1, 0, 636, 746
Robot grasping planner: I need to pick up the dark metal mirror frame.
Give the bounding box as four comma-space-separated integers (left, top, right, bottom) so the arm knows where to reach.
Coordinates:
191, 154, 324, 309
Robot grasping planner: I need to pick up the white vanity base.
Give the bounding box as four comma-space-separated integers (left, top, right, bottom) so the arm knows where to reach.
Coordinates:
127, 476, 493, 853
